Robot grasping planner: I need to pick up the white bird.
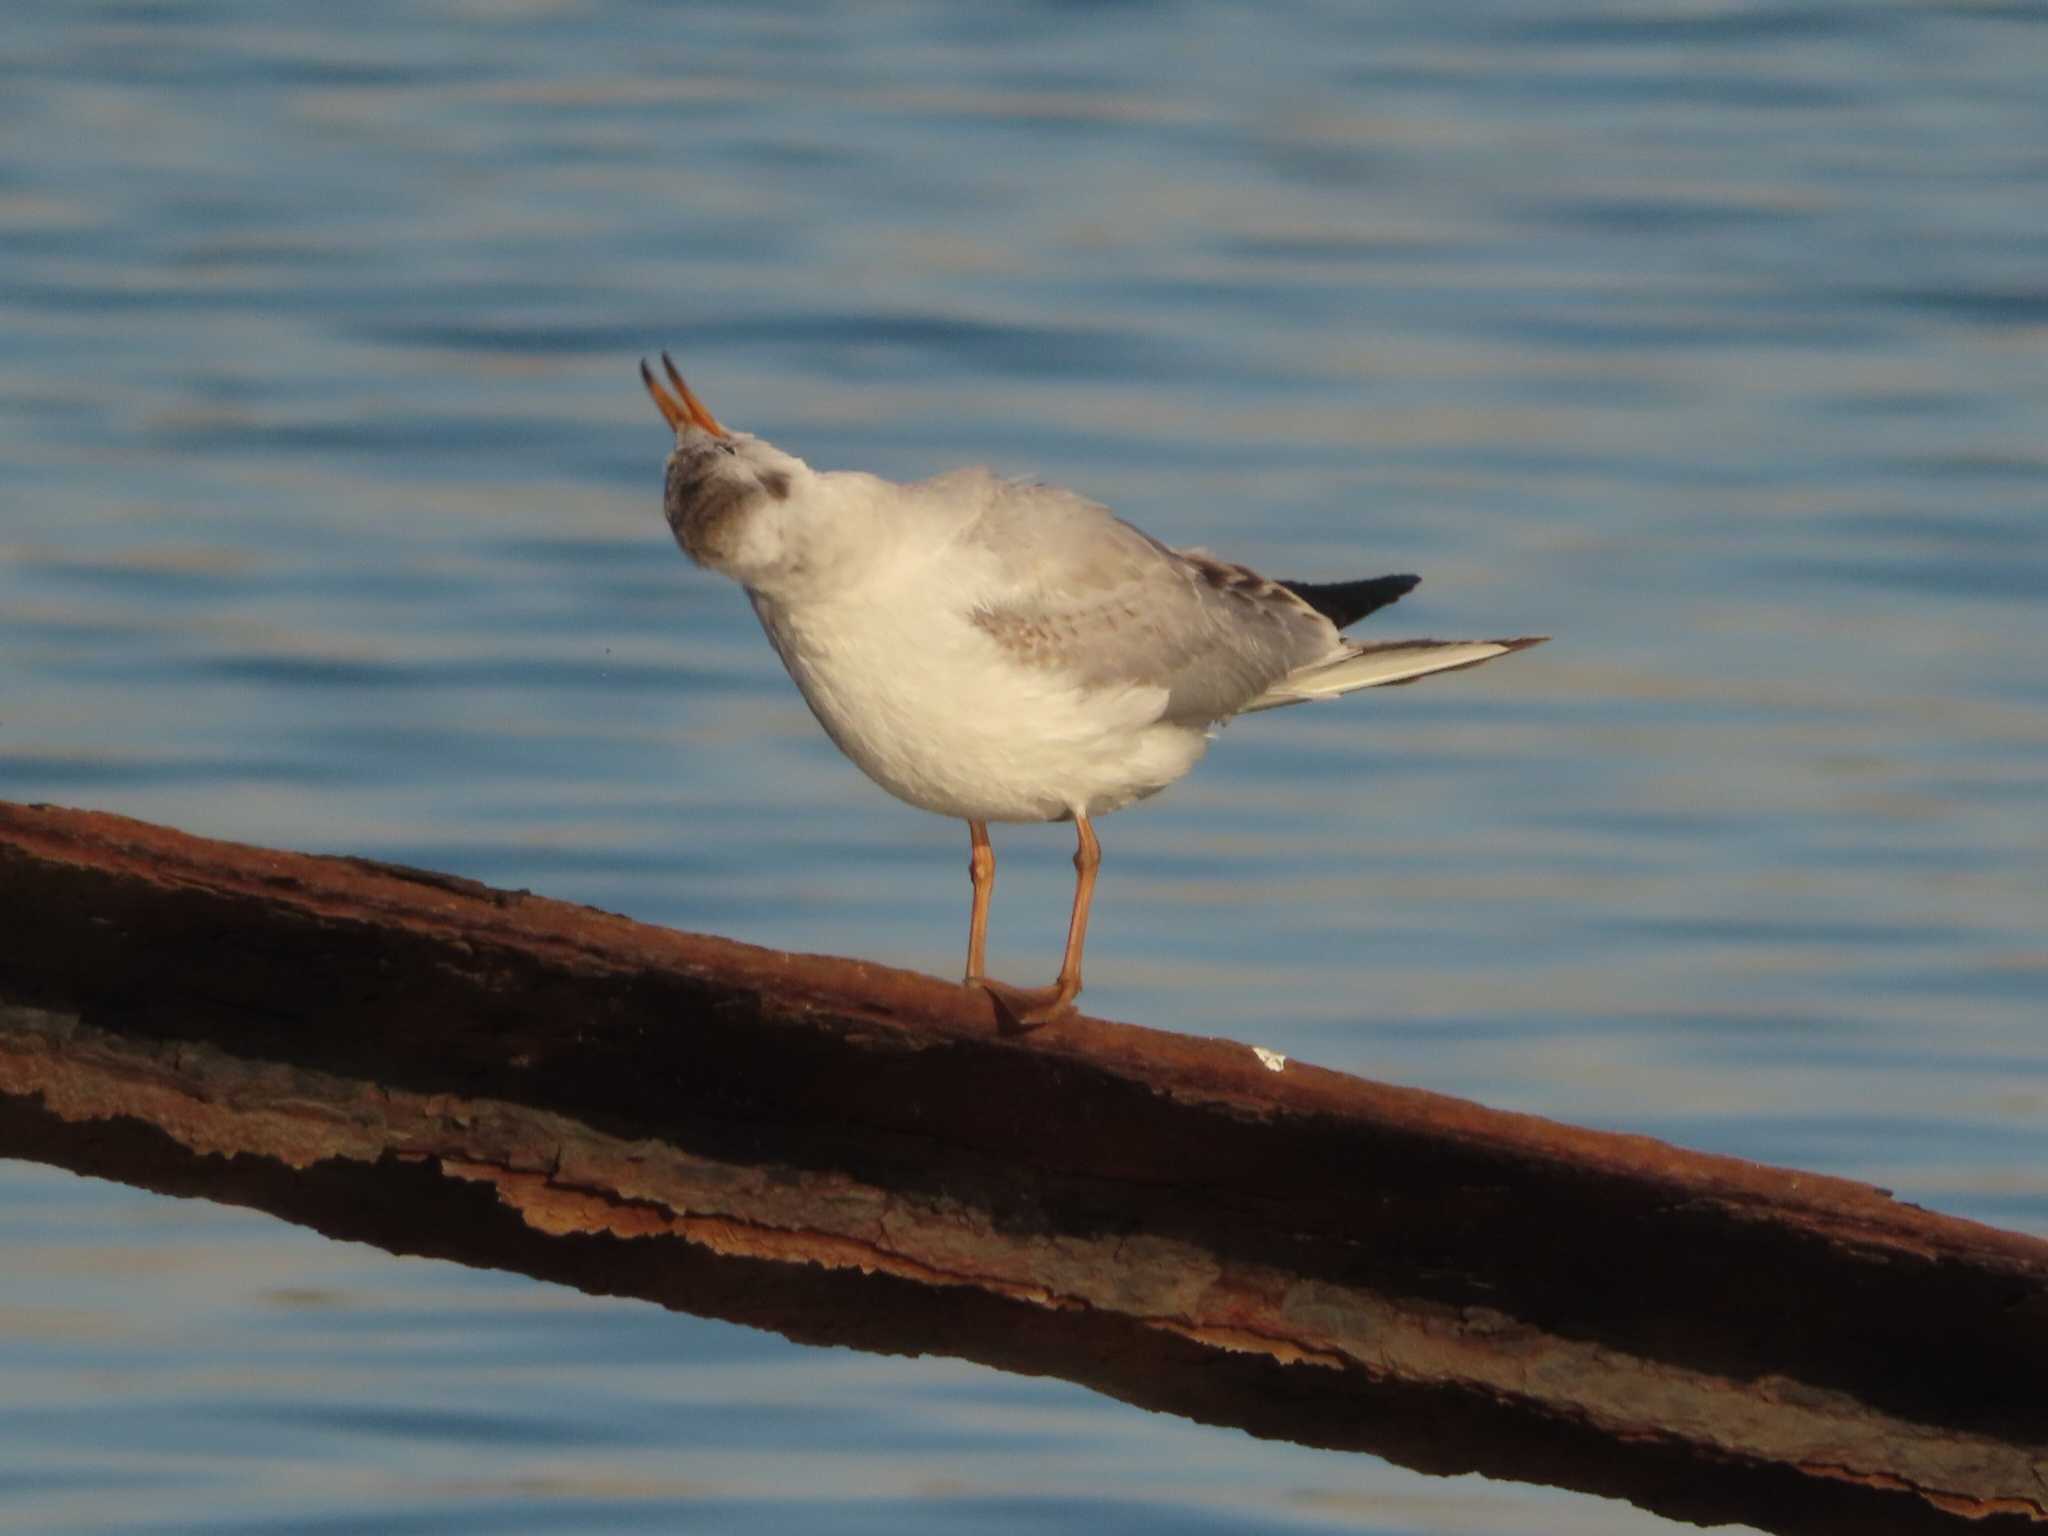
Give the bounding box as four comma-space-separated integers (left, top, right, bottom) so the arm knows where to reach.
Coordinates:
642, 355, 1543, 1024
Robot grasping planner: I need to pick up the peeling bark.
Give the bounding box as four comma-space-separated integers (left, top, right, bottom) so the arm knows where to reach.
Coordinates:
1, 799, 2045, 1534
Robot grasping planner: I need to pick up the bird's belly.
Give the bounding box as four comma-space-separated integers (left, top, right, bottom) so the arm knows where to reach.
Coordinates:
753, 594, 1208, 823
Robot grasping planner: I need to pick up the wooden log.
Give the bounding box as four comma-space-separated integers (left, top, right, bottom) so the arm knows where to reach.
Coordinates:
1, 798, 2043, 1533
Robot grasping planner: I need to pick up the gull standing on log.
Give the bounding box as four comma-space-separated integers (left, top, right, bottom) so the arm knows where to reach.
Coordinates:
642, 356, 1544, 1023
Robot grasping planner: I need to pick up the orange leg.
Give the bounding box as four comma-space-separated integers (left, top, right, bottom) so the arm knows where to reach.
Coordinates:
973, 813, 1100, 1027
962, 811, 1097, 1028
1048, 813, 1101, 1010
964, 820, 994, 983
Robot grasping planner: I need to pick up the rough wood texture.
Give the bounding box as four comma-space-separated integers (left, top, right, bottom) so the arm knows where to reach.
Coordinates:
1, 798, 2044, 1533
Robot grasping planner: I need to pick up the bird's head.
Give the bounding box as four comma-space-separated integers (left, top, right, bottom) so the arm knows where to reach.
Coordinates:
641, 354, 813, 585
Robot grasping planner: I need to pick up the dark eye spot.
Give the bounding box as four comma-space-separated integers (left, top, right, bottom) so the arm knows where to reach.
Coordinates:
759, 470, 791, 502
717, 440, 737, 457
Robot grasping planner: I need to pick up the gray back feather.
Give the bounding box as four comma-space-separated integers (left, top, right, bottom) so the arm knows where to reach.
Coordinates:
961, 482, 1340, 724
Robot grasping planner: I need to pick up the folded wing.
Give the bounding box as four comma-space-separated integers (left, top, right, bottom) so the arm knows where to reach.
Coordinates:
959, 479, 1543, 724
961, 485, 1345, 723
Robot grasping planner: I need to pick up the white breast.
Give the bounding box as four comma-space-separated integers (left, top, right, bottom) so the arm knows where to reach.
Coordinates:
748, 581, 1210, 824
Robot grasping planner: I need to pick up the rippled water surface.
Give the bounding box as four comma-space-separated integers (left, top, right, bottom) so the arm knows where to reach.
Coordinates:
4, 1, 2046, 1530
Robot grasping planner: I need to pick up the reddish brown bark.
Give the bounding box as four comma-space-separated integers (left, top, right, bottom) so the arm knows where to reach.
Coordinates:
2, 799, 2044, 1533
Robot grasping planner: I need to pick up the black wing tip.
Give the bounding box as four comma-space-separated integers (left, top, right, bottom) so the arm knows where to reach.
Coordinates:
1279, 572, 1423, 629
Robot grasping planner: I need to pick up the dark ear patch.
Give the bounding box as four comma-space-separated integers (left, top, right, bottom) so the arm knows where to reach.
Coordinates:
760, 470, 792, 502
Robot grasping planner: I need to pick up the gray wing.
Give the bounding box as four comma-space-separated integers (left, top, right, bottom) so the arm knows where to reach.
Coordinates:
959, 480, 1342, 724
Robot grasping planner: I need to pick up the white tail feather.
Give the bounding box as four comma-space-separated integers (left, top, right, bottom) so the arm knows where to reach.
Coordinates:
1243, 637, 1544, 712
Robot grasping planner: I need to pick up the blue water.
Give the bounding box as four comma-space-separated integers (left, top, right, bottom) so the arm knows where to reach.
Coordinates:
4, 0, 2045, 1530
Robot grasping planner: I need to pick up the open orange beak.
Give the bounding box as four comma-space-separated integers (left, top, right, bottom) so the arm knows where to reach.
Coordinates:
639, 352, 729, 438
